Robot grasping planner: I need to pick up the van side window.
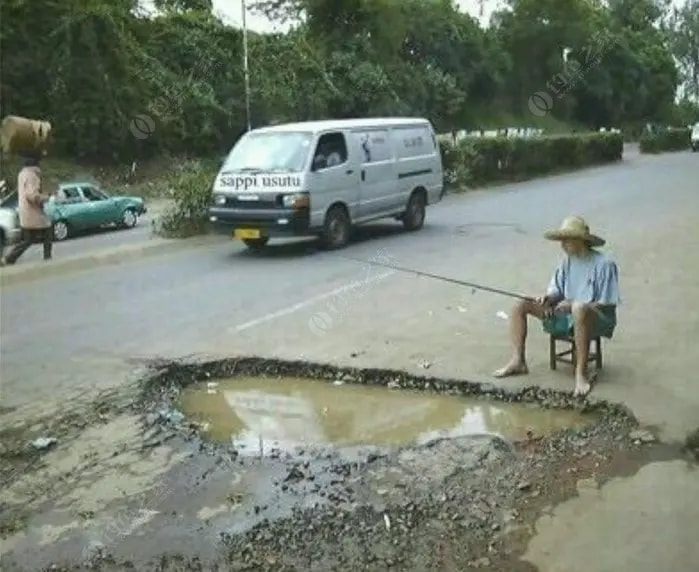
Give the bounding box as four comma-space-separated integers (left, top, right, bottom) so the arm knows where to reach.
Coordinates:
312, 132, 348, 171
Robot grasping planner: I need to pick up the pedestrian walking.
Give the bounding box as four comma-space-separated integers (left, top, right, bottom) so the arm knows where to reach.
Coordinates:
1, 150, 53, 265
0, 115, 53, 266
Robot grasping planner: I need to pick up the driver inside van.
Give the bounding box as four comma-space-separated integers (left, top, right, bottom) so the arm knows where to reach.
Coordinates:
326, 148, 342, 167
313, 143, 342, 169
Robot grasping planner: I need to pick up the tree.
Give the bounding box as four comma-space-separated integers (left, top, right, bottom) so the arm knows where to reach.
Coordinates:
667, 0, 699, 100
492, 0, 601, 115
0, 0, 687, 162
153, 0, 213, 12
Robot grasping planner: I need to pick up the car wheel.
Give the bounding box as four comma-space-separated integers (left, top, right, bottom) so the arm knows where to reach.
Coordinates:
121, 208, 138, 228
402, 190, 426, 231
53, 220, 70, 241
242, 237, 270, 251
321, 205, 351, 250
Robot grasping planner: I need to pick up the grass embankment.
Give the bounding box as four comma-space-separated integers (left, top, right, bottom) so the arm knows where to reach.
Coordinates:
0, 155, 219, 200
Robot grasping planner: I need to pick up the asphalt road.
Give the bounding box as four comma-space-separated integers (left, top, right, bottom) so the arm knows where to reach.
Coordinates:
2, 146, 639, 265
4, 149, 639, 265
1, 147, 698, 425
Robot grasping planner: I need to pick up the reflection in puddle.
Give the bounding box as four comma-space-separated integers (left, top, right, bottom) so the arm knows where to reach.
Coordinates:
179, 377, 593, 453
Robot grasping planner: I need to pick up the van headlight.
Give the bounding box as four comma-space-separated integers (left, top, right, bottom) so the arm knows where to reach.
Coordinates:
282, 192, 310, 208
213, 194, 226, 205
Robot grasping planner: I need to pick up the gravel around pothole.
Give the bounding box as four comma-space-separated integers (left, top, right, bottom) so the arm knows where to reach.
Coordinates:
0, 356, 692, 572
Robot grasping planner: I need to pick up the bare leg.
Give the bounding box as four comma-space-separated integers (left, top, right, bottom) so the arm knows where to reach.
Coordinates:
493, 298, 545, 378
572, 302, 594, 396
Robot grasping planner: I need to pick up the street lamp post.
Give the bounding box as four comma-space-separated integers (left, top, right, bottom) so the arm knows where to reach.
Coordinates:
241, 0, 251, 132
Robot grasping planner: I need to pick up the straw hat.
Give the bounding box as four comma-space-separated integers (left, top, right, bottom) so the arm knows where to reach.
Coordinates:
544, 216, 605, 247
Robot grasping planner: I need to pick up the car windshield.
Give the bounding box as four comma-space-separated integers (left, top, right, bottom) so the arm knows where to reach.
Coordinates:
221, 131, 313, 173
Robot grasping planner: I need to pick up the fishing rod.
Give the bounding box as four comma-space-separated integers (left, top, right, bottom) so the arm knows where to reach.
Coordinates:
342, 254, 610, 322
339, 255, 531, 301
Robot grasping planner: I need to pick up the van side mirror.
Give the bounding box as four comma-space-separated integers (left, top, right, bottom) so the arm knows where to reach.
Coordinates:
312, 155, 327, 171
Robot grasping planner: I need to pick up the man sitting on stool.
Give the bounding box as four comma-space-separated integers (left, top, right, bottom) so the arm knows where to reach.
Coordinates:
493, 216, 620, 396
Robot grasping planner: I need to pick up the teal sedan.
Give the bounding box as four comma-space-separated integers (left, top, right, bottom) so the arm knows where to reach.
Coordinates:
47, 181, 147, 241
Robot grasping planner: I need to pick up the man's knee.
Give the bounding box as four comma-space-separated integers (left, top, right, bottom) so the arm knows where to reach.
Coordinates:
571, 302, 594, 330
512, 298, 540, 317
512, 298, 529, 316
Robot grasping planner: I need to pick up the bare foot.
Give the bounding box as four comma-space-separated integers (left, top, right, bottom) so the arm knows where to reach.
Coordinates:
493, 361, 529, 378
573, 372, 592, 396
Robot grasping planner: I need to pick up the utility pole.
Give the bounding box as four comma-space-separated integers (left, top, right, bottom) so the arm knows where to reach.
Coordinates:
241, 0, 251, 132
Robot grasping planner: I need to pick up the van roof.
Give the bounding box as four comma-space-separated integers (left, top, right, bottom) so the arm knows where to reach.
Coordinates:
251, 117, 431, 134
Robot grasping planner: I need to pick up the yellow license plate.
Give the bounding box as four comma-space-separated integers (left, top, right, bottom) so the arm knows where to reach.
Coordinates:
234, 228, 261, 240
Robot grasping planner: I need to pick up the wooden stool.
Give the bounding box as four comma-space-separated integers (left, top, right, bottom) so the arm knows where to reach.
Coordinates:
549, 335, 603, 370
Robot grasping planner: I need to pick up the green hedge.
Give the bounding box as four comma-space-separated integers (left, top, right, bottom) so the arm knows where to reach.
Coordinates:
639, 128, 690, 154
440, 132, 623, 190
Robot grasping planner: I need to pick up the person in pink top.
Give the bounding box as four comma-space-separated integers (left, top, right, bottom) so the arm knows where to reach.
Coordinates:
2, 150, 53, 265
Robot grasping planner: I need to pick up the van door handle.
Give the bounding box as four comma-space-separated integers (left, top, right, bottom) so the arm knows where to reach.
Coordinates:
346, 169, 353, 174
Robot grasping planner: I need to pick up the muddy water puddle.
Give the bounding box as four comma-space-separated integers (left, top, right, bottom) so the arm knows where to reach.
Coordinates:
180, 376, 594, 453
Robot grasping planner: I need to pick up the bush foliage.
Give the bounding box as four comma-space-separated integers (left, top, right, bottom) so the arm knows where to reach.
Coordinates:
638, 128, 691, 154
155, 159, 219, 238
440, 132, 623, 189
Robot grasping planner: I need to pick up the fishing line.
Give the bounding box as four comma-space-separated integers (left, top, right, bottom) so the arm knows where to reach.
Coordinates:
338, 255, 531, 301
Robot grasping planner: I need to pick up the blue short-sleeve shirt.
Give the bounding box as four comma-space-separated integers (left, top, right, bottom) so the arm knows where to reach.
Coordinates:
546, 250, 621, 305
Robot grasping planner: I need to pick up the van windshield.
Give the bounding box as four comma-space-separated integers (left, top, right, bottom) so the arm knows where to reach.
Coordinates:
221, 131, 313, 173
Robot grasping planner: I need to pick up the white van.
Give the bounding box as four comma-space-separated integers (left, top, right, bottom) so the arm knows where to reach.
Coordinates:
691, 122, 699, 152
208, 117, 443, 250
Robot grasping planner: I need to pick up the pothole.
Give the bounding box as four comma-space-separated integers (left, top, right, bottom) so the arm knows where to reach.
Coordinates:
6, 356, 683, 572
178, 375, 595, 454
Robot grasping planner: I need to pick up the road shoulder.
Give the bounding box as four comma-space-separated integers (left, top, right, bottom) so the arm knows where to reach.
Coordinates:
0, 234, 218, 287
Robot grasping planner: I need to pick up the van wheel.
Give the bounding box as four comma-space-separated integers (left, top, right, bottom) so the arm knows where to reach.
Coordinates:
403, 191, 426, 231
321, 205, 351, 249
243, 237, 269, 250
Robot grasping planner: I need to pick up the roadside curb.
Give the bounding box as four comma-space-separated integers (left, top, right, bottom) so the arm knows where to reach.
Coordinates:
0, 235, 218, 287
